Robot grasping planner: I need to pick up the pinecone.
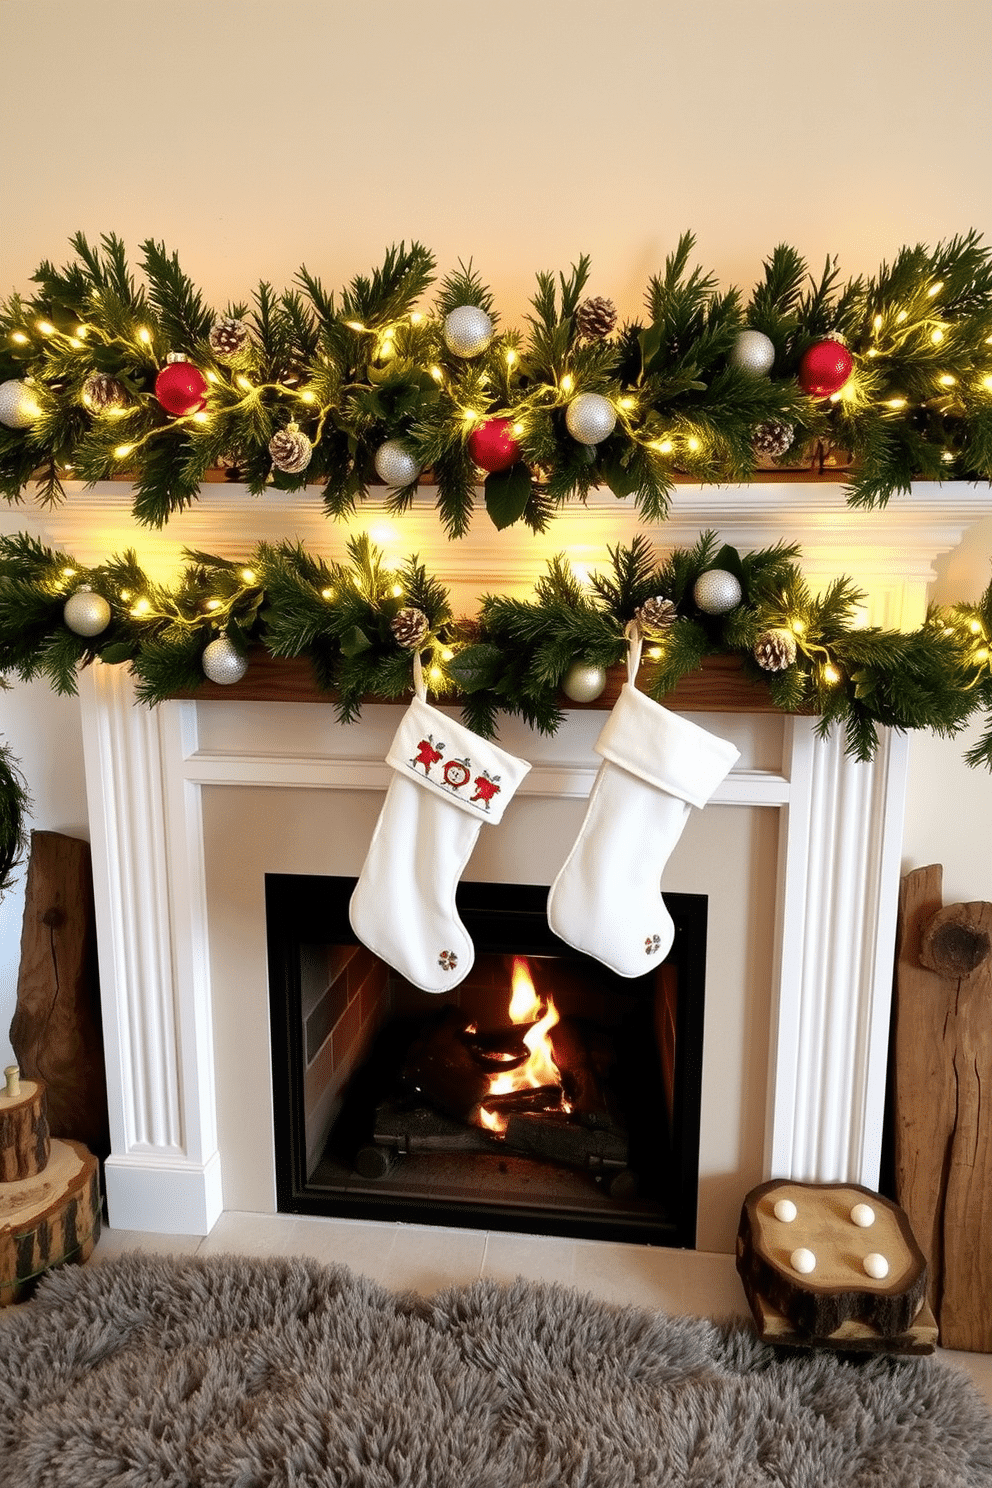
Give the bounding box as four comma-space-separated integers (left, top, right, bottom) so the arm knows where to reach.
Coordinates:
753, 628, 798, 672
268, 423, 312, 474
208, 316, 252, 363
574, 296, 618, 342
391, 607, 430, 649
753, 419, 795, 458
635, 595, 678, 635
82, 372, 128, 414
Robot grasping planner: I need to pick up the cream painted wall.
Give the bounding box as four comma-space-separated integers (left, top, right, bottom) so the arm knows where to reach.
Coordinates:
1, 2, 991, 1110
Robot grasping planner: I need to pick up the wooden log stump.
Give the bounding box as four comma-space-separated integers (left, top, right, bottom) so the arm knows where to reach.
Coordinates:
0, 1138, 101, 1306
892, 864, 992, 1352
736, 1179, 930, 1348
0, 1073, 50, 1181
10, 831, 110, 1157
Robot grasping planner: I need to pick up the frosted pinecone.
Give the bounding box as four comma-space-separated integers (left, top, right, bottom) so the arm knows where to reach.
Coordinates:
635, 595, 678, 635
753, 419, 795, 458
268, 423, 312, 474
391, 607, 429, 649
208, 316, 252, 363
753, 628, 798, 672
574, 296, 618, 342
82, 372, 128, 413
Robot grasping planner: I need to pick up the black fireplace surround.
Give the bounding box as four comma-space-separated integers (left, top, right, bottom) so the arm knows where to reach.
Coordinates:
266, 875, 707, 1247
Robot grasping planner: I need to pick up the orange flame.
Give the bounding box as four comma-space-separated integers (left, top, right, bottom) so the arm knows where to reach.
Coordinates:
478, 958, 566, 1134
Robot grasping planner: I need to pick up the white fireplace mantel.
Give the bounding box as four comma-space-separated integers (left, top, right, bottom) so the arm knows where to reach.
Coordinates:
4, 480, 986, 1242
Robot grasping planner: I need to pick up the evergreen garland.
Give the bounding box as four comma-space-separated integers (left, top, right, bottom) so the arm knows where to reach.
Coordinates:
0, 720, 31, 899
1, 530, 990, 769
2, 232, 991, 534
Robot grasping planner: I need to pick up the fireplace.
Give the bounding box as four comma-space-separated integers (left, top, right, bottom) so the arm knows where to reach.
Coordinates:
266, 874, 707, 1246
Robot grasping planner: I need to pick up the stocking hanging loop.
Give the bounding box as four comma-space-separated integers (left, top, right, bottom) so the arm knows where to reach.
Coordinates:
412, 648, 427, 702
624, 619, 643, 689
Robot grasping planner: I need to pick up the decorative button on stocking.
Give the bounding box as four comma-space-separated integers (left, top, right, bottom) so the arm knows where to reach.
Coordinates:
349, 670, 531, 993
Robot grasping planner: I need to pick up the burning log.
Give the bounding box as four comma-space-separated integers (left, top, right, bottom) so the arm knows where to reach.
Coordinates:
503, 1111, 628, 1168
460, 1025, 532, 1072
479, 1085, 563, 1116
401, 1009, 492, 1123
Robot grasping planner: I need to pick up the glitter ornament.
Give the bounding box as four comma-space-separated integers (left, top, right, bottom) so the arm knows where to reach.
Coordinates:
208, 316, 252, 363
202, 633, 249, 685
0, 378, 39, 429
729, 328, 775, 376
374, 439, 422, 487
268, 422, 312, 474
82, 372, 129, 414
799, 339, 854, 398
63, 585, 111, 637
155, 354, 208, 416
468, 417, 521, 473
790, 1247, 817, 1274
561, 660, 607, 702
773, 1198, 798, 1223
863, 1252, 889, 1279
693, 569, 743, 615
390, 607, 429, 649
442, 305, 494, 359
754, 628, 798, 672
634, 596, 678, 635
565, 392, 617, 445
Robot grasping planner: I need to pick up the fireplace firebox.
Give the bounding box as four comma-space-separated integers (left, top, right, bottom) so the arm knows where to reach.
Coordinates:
266, 874, 707, 1246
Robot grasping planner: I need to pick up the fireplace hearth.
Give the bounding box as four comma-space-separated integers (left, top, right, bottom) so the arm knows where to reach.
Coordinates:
266, 875, 707, 1246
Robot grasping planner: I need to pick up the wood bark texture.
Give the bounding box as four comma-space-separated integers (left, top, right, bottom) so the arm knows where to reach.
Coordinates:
0, 1137, 101, 1306
893, 864, 992, 1352
0, 1075, 50, 1181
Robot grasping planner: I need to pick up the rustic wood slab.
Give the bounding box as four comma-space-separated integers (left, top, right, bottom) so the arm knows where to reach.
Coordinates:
10, 831, 110, 1157
744, 1287, 938, 1356
0, 1138, 101, 1306
892, 864, 992, 1352
0, 1075, 50, 1181
736, 1180, 928, 1341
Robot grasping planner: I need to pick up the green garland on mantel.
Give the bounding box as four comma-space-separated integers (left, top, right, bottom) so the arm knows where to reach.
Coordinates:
2, 530, 990, 769
2, 232, 992, 534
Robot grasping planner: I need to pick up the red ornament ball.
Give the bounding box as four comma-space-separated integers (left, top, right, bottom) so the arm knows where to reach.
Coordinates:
155, 358, 209, 416
468, 417, 521, 473
799, 339, 854, 398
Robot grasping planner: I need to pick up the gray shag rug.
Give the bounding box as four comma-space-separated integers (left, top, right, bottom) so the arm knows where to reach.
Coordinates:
2, 1254, 991, 1487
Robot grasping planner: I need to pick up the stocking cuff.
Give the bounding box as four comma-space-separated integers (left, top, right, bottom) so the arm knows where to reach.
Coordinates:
594, 684, 740, 807
386, 695, 531, 825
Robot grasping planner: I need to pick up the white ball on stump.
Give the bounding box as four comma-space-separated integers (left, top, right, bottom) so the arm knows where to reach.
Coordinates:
63, 586, 111, 637
693, 569, 743, 615
565, 392, 617, 445
561, 660, 607, 702
202, 633, 248, 685
442, 306, 494, 359
373, 439, 421, 487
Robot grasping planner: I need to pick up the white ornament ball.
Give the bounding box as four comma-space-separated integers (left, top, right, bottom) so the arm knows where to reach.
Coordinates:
442, 305, 494, 358
373, 439, 422, 488
202, 634, 249, 685
773, 1198, 798, 1223
730, 328, 776, 377
63, 585, 111, 637
562, 660, 607, 703
790, 1247, 817, 1275
693, 569, 743, 614
863, 1252, 889, 1279
565, 392, 617, 446
0, 378, 39, 429
850, 1202, 876, 1228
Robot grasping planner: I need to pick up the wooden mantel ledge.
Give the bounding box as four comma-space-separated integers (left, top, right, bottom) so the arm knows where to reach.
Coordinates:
176, 650, 798, 715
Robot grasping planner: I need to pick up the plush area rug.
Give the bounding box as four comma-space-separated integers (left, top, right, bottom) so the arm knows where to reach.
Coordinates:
2, 1254, 990, 1487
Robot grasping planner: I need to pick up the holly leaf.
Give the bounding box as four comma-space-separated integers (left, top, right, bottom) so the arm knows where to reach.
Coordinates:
599, 450, 641, 500
446, 643, 505, 693
97, 642, 136, 666
484, 464, 533, 531
339, 625, 372, 657
711, 543, 745, 583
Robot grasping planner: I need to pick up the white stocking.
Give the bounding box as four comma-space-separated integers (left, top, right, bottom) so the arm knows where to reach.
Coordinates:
349, 665, 531, 993
547, 628, 740, 977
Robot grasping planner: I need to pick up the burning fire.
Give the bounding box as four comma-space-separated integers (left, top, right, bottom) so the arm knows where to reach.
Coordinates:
478, 958, 567, 1135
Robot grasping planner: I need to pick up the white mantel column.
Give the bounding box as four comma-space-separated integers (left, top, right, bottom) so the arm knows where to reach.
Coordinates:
78, 662, 221, 1234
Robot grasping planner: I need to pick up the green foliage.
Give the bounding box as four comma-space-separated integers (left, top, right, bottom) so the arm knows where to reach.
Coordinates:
0, 732, 31, 900
3, 231, 990, 535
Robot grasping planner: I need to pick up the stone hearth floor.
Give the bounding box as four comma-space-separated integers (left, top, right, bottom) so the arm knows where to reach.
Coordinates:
82, 1211, 992, 1410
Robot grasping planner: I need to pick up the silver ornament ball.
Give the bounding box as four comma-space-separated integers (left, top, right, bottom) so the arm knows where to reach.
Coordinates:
442, 305, 494, 358
562, 660, 608, 702
729, 328, 775, 377
693, 569, 743, 615
202, 634, 249, 685
565, 392, 617, 446
63, 585, 111, 637
0, 378, 39, 429
373, 439, 422, 487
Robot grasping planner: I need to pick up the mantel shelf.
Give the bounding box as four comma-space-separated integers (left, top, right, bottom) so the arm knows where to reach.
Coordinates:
179, 650, 794, 715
